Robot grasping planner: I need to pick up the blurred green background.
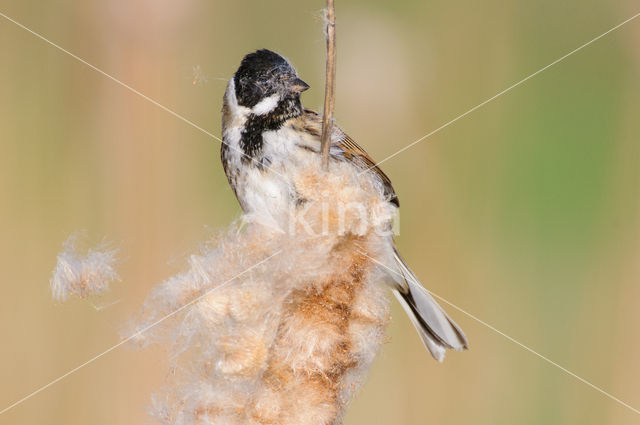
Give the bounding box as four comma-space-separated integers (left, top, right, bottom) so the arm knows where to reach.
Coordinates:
1, 1, 639, 424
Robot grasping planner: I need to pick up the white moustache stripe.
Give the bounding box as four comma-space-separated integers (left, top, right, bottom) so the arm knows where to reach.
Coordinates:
252, 94, 280, 115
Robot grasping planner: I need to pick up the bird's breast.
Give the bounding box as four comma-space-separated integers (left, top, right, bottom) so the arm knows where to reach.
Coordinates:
222, 124, 310, 217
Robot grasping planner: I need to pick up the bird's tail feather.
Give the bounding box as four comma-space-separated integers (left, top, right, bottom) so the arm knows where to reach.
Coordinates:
392, 247, 468, 361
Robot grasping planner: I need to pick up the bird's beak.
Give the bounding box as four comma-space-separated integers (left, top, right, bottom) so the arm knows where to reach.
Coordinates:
289, 77, 310, 93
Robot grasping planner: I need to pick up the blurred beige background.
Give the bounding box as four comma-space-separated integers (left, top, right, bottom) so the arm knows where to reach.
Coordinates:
1, 1, 639, 424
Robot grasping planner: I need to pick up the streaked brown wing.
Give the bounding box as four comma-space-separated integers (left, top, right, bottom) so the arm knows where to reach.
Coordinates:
334, 134, 399, 207
295, 109, 399, 207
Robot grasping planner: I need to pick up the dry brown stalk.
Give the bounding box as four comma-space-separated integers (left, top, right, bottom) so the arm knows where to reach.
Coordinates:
320, 0, 336, 170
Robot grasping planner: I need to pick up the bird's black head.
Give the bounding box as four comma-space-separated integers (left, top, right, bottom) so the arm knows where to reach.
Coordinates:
233, 49, 309, 109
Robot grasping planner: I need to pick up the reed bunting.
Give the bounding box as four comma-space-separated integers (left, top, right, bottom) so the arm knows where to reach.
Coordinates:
221, 49, 468, 361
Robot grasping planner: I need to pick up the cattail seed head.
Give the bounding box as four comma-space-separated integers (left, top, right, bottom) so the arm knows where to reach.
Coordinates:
129, 159, 397, 424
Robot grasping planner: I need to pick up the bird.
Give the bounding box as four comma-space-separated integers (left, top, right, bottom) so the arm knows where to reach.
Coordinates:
220, 49, 468, 361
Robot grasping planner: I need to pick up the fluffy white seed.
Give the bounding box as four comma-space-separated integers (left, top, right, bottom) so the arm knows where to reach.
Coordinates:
50, 234, 120, 302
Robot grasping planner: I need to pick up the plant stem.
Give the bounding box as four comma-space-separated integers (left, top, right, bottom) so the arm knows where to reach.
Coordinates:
320, 0, 336, 170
